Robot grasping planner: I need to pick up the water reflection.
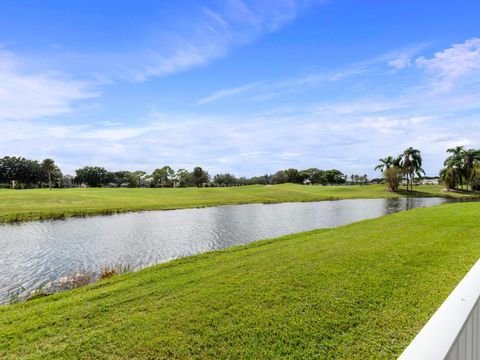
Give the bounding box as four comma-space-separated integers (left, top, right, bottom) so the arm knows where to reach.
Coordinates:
0, 197, 460, 302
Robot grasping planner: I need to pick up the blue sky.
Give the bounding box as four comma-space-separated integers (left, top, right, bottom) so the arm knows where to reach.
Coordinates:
1, 0, 480, 177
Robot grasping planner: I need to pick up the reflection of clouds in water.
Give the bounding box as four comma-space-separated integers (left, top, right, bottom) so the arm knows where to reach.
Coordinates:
0, 197, 454, 302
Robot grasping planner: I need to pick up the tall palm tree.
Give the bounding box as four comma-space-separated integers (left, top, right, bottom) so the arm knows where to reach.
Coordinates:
442, 156, 462, 190
440, 166, 457, 190
443, 146, 480, 191
462, 149, 480, 191
374, 156, 395, 172
41, 158, 56, 190
444, 146, 464, 189
399, 147, 425, 191
446, 146, 464, 157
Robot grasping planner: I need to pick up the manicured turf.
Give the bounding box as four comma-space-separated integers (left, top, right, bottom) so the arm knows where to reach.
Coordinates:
1, 202, 479, 359
0, 183, 477, 223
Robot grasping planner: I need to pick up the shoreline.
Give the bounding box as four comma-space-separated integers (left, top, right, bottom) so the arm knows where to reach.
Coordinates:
1, 184, 479, 224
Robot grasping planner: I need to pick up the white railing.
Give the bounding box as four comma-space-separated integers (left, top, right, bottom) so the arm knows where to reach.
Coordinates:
399, 259, 480, 360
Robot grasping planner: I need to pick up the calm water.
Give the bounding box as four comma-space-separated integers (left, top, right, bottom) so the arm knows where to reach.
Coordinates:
0, 197, 458, 302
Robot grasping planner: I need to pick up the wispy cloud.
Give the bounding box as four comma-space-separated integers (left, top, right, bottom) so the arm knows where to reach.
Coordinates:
388, 55, 412, 70
0, 50, 96, 121
196, 44, 429, 104
0, 1, 320, 122
196, 81, 264, 104
106, 0, 319, 82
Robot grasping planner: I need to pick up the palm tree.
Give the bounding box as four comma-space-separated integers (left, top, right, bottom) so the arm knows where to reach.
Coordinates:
442, 156, 462, 190
443, 146, 480, 191
41, 158, 56, 190
444, 146, 464, 189
399, 147, 425, 191
374, 156, 395, 172
462, 149, 480, 191
439, 166, 457, 190
446, 146, 464, 157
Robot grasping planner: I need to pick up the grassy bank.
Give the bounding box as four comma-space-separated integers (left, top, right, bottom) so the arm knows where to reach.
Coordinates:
0, 183, 478, 223
1, 202, 480, 358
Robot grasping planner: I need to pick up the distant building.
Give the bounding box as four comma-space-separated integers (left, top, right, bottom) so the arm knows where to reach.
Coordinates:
140, 175, 153, 188
62, 175, 75, 188
420, 179, 439, 186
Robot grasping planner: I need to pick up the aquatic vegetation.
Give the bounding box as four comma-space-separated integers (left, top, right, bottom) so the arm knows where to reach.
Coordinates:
99, 263, 133, 280
5, 265, 133, 305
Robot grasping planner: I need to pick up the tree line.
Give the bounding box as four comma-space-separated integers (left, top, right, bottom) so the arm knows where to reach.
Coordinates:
375, 146, 480, 192
0, 156, 61, 189
5, 148, 478, 191
0, 156, 352, 189
74, 166, 350, 188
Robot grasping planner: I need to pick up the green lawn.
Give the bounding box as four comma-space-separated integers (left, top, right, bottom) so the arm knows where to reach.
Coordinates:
0, 183, 478, 223
1, 202, 480, 359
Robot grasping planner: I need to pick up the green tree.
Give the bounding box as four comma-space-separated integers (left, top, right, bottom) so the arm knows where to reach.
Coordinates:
271, 170, 288, 184
284, 168, 301, 183
299, 168, 325, 185
384, 167, 403, 191
152, 166, 175, 187
440, 166, 457, 191
175, 169, 191, 187
444, 146, 464, 189
110, 171, 130, 187
471, 165, 480, 191
442, 146, 480, 190
41, 159, 56, 190
75, 166, 109, 187
324, 169, 346, 185
213, 173, 237, 187
462, 149, 480, 191
132, 171, 146, 187
374, 156, 395, 172
399, 147, 425, 191
192, 167, 209, 187
0, 156, 48, 188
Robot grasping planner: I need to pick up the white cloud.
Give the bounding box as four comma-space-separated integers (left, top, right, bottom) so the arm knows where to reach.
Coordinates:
313, 99, 408, 115
388, 55, 411, 70
196, 81, 263, 104
78, 128, 149, 141
0, 50, 96, 121
358, 115, 433, 135
415, 38, 480, 93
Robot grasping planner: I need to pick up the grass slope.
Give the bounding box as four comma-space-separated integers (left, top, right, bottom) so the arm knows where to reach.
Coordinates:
0, 183, 477, 223
1, 202, 480, 359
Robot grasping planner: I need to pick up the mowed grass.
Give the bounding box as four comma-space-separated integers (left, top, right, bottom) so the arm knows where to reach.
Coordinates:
1, 202, 480, 359
0, 183, 477, 223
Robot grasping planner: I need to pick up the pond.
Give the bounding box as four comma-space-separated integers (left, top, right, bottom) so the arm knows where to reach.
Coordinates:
0, 197, 461, 302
